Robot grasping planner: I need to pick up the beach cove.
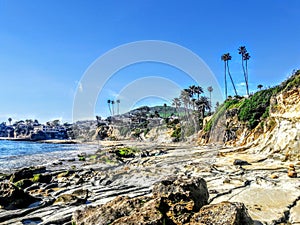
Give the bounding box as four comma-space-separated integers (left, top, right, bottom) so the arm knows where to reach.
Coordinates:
0, 140, 299, 224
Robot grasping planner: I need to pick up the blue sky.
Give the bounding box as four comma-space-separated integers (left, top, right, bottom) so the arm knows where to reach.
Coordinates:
0, 0, 299, 123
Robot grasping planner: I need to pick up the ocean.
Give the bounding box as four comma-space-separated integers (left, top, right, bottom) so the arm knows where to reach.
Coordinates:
0, 140, 98, 173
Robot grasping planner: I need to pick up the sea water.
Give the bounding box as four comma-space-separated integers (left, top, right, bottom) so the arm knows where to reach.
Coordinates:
0, 140, 97, 173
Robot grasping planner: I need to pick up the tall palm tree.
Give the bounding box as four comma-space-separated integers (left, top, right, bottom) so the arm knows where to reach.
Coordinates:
111, 100, 115, 116
222, 53, 238, 97
107, 100, 112, 115
243, 52, 251, 95
238, 46, 249, 96
207, 86, 213, 112
172, 97, 181, 116
221, 54, 228, 99
180, 90, 190, 117
163, 103, 167, 118
116, 99, 120, 115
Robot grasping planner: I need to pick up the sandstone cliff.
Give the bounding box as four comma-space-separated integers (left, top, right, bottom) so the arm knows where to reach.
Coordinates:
199, 70, 300, 160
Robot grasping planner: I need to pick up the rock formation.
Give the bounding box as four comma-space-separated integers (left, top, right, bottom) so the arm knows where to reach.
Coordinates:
72, 176, 253, 225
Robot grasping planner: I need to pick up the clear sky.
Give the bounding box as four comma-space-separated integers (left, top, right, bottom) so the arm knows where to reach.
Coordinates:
0, 0, 299, 123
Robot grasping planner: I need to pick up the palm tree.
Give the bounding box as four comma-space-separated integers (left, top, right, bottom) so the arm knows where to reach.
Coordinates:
163, 103, 167, 118
116, 99, 120, 115
243, 52, 251, 94
207, 86, 213, 112
172, 97, 181, 116
238, 46, 249, 96
194, 86, 203, 100
195, 96, 210, 120
107, 100, 112, 115
222, 53, 238, 98
8, 118, 12, 126
257, 84, 263, 90
180, 90, 190, 117
221, 54, 228, 99
111, 100, 115, 116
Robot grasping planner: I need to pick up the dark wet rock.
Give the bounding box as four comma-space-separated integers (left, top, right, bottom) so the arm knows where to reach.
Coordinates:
57, 170, 74, 179
10, 166, 46, 183
233, 159, 252, 166
54, 189, 89, 206
14, 179, 34, 189
32, 174, 52, 183
0, 182, 39, 209
190, 201, 254, 225
24, 183, 41, 192
42, 182, 58, 190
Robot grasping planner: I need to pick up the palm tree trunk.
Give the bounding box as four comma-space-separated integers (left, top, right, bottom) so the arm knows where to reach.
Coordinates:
209, 92, 212, 113
108, 103, 112, 115
224, 62, 227, 99
245, 60, 249, 95
227, 61, 238, 96
241, 57, 249, 96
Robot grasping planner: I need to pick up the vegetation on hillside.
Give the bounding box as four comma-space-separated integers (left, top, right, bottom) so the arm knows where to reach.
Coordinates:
205, 69, 300, 132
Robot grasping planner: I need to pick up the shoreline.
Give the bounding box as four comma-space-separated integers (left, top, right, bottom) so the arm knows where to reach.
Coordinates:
0, 137, 79, 144
1, 140, 300, 224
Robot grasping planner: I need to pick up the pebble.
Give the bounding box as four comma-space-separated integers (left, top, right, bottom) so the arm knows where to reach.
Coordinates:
270, 174, 279, 179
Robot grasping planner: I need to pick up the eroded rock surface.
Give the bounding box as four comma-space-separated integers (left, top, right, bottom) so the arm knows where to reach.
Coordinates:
0, 182, 39, 209
190, 201, 253, 225
73, 176, 253, 225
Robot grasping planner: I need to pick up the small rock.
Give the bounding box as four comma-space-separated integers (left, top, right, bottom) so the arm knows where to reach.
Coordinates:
270, 174, 279, 179
288, 170, 297, 178
233, 159, 251, 166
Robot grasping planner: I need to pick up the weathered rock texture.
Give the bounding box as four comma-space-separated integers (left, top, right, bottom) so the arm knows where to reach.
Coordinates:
0, 182, 39, 209
73, 176, 253, 225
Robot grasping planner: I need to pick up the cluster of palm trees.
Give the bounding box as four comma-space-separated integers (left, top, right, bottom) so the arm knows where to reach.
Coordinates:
107, 99, 120, 116
221, 46, 251, 98
172, 85, 212, 121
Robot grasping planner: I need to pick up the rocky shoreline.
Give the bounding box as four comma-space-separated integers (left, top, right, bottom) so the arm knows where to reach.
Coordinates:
1, 141, 300, 224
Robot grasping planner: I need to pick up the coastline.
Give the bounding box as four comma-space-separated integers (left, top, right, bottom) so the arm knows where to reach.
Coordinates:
1, 140, 300, 224
0, 137, 79, 144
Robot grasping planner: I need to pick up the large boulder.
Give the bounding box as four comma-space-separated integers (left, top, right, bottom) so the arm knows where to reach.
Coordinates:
73, 176, 210, 225
10, 166, 46, 183
0, 182, 39, 209
190, 201, 254, 225
152, 176, 209, 224
72, 176, 254, 225
152, 176, 209, 211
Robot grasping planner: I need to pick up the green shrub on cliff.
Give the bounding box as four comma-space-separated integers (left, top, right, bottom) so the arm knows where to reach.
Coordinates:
204, 99, 239, 132
238, 89, 274, 129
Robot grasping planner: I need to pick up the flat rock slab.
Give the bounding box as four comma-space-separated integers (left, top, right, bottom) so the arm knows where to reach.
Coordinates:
222, 187, 300, 224
290, 200, 300, 224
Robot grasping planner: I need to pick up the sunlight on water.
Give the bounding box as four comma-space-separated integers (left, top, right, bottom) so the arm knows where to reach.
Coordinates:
0, 140, 97, 173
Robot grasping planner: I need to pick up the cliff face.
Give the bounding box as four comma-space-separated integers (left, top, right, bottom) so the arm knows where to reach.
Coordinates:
255, 87, 300, 160
199, 72, 300, 160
